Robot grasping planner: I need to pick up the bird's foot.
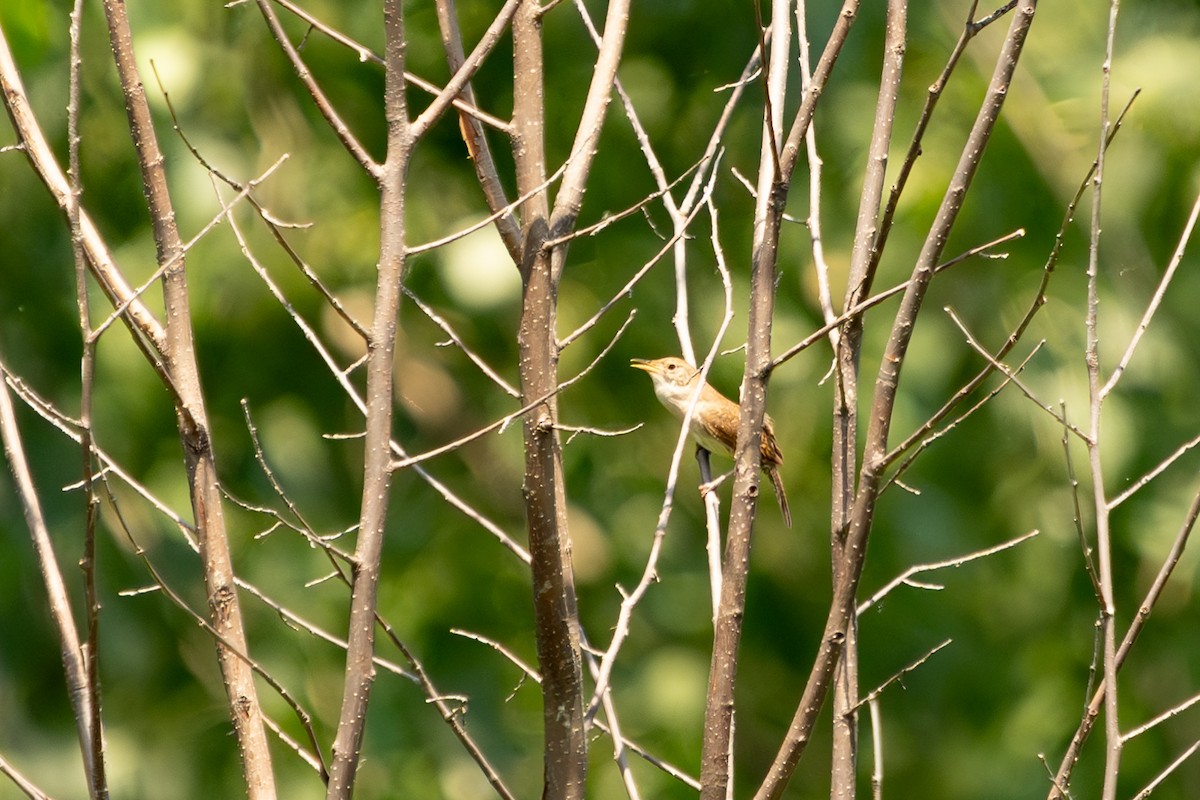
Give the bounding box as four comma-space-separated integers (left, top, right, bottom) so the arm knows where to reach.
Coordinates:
699, 470, 733, 497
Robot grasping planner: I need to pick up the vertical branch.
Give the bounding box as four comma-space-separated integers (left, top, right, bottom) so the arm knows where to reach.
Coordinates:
67, 0, 108, 794
830, 2, 907, 796
868, 699, 884, 800
325, 0, 411, 796
0, 372, 99, 797
796, 4, 835, 330
512, 0, 631, 795
696, 2, 864, 796
98, 1, 276, 796
699, 1, 791, 796
512, 0, 582, 795
755, 4, 1039, 798
1048, 475, 1200, 797
1087, 2, 1122, 798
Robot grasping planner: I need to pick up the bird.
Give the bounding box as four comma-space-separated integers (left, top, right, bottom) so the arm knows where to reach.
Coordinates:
631, 356, 791, 527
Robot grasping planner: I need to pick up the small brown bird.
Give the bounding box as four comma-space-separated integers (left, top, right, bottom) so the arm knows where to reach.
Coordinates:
631, 356, 791, 527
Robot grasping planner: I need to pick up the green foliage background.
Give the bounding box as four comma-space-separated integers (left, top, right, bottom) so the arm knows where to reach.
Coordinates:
2, 1, 1200, 798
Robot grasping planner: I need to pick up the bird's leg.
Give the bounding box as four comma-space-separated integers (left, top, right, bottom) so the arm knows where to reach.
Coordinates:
696, 446, 732, 496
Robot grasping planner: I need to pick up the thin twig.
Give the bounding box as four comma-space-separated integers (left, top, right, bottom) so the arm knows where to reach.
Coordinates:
407, 161, 568, 255
0, 753, 53, 800
1060, 402, 1103, 600
1048, 476, 1200, 797
945, 307, 1090, 442
451, 629, 702, 791
858, 530, 1040, 614
558, 154, 722, 350
882, 342, 1045, 493
771, 228, 1024, 372
541, 158, 706, 250
251, 0, 379, 177
67, 0, 108, 793
1129, 738, 1200, 800
221, 184, 531, 563
1085, 3, 1123, 797
101, 476, 328, 782
0, 369, 98, 795
1108, 431, 1200, 510
390, 310, 634, 471
404, 287, 519, 397
1122, 690, 1200, 742
877, 86, 1141, 471
262, 0, 510, 131
375, 620, 517, 800
852, 639, 953, 712
1099, 182, 1200, 399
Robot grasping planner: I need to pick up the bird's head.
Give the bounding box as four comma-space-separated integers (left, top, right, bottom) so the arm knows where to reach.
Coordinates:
630, 357, 695, 386
630, 357, 702, 406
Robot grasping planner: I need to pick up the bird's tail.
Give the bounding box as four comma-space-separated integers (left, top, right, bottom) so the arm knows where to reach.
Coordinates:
768, 467, 791, 528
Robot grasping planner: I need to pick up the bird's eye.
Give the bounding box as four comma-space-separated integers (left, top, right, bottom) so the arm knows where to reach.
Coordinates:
666, 363, 676, 371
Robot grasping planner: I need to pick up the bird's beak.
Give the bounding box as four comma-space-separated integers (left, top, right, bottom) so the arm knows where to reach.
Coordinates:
630, 358, 656, 374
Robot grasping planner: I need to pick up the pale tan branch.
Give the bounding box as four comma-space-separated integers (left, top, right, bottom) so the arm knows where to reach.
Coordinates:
858, 530, 1040, 614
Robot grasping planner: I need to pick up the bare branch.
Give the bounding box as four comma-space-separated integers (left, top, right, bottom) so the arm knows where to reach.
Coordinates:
858, 530, 1040, 614
558, 155, 721, 350
410, 0, 520, 140
223, 188, 531, 564
1100, 186, 1200, 399
102, 483, 329, 783
324, 0, 412, 792
1060, 402, 1103, 600
757, 5, 1041, 796
0, 28, 167, 355
250, 0, 380, 177
1048, 475, 1200, 797
853, 639, 952, 712
865, 0, 1018, 289
390, 310, 634, 471
1130, 740, 1200, 800
407, 161, 568, 256
945, 307, 1090, 441
453, 629, 702, 792
0, 753, 54, 800
771, 228, 1025, 372
66, 0, 108, 792
1122, 690, 1200, 742
404, 288, 519, 397
0, 367, 98, 796
433, 0, 521, 257
882, 342, 1045, 493
1083, 2, 1124, 796
100, 0, 275, 791
1108, 431, 1200, 510
374, 619, 517, 800
265, 0, 511, 132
